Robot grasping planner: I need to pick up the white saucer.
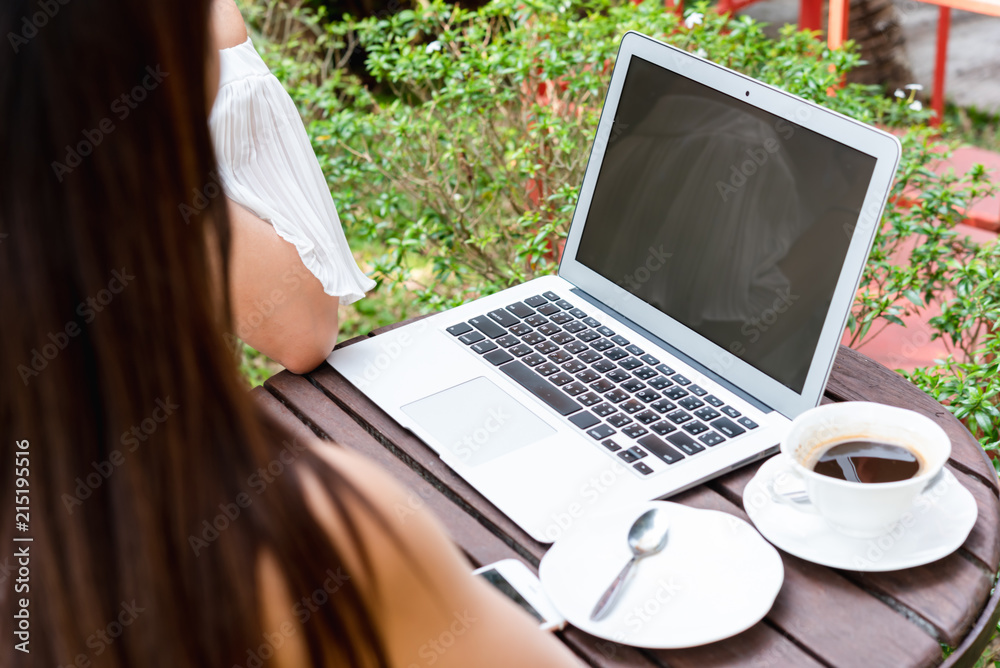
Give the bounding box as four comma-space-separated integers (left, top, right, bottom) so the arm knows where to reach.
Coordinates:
538, 500, 783, 648
744, 455, 978, 572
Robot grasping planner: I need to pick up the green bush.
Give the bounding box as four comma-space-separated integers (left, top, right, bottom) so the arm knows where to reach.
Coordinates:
241, 0, 998, 454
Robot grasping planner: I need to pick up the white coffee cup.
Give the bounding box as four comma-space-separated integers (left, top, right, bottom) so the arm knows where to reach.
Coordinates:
768, 402, 951, 538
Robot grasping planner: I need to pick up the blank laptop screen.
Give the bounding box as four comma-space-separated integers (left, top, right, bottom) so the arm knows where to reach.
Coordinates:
576, 56, 876, 393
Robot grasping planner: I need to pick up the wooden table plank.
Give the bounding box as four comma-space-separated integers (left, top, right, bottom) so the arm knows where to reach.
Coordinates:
825, 346, 999, 494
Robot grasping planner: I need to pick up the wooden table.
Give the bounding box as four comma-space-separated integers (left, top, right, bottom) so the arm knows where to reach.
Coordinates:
253, 317, 1000, 667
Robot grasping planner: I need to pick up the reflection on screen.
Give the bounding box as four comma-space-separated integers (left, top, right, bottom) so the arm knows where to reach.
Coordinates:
479, 569, 544, 622
576, 56, 876, 392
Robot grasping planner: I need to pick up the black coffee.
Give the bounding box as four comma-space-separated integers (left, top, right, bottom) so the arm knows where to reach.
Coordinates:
810, 440, 921, 483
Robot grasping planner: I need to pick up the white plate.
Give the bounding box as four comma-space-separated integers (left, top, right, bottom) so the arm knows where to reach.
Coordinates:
744, 455, 978, 572
538, 500, 783, 648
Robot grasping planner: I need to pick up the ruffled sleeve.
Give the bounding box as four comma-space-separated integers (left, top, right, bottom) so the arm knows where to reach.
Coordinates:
209, 37, 375, 304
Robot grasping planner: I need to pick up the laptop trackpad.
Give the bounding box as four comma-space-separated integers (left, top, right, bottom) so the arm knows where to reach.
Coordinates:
401, 377, 556, 467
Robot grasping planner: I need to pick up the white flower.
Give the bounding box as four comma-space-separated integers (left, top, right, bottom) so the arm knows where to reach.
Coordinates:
909, 100, 923, 111
684, 12, 704, 29
904, 83, 924, 91
695, 47, 708, 58
894, 89, 906, 98
425, 40, 442, 54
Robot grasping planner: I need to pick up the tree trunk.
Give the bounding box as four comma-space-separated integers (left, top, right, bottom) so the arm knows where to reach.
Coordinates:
843, 0, 916, 92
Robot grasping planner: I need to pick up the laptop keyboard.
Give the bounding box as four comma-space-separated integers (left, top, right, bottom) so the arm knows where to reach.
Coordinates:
446, 291, 760, 478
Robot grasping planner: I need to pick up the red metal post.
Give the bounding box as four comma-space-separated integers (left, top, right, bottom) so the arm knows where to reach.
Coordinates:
931, 6, 951, 126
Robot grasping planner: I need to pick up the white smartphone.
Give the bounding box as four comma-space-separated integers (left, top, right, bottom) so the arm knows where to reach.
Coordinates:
473, 559, 566, 632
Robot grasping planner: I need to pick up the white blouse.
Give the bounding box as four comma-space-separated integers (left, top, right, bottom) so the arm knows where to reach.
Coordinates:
209, 37, 375, 304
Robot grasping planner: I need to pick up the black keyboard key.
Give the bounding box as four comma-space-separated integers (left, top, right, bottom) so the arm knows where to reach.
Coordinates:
664, 386, 689, 400
590, 378, 615, 393
620, 400, 644, 414
635, 410, 659, 425
562, 320, 587, 333
569, 411, 600, 429
721, 405, 741, 419
604, 389, 629, 404
651, 421, 676, 436
507, 302, 535, 318
488, 309, 519, 327
608, 413, 632, 428
650, 399, 676, 414
537, 303, 561, 316
673, 374, 691, 386
699, 431, 726, 447
655, 364, 676, 376
550, 312, 574, 325
596, 325, 616, 337
551, 332, 575, 346
564, 341, 588, 355
737, 416, 759, 430
606, 369, 631, 383
625, 344, 645, 356
569, 308, 588, 319
683, 421, 709, 435
578, 392, 602, 407
555, 299, 574, 310
537, 322, 561, 336
592, 402, 616, 417
602, 439, 622, 452
483, 349, 513, 365
667, 432, 705, 456
521, 331, 544, 345
679, 396, 704, 410
635, 389, 661, 403
525, 295, 547, 307
666, 410, 692, 424
497, 334, 520, 348
587, 424, 615, 440
610, 335, 630, 346
447, 322, 473, 336
622, 446, 647, 461
591, 338, 614, 351
522, 353, 545, 366
621, 424, 648, 439
621, 379, 645, 393
638, 435, 685, 465
618, 448, 640, 463
583, 317, 601, 328
634, 462, 654, 475
509, 344, 532, 357
576, 330, 600, 343
647, 375, 673, 390
472, 340, 498, 354
525, 314, 548, 327
591, 359, 615, 373
640, 353, 660, 366
633, 366, 657, 380
470, 315, 505, 339
604, 348, 628, 361
534, 341, 558, 355
499, 360, 581, 416
542, 291, 560, 301
509, 322, 532, 336
694, 407, 721, 421
561, 359, 586, 374
536, 362, 559, 376
710, 417, 746, 438
549, 372, 574, 386
688, 384, 707, 397
460, 331, 485, 345
575, 368, 600, 383
618, 357, 643, 370
564, 382, 587, 396
704, 395, 725, 407
548, 350, 572, 364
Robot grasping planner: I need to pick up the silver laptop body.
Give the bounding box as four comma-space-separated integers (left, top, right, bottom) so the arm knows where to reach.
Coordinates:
328, 31, 902, 543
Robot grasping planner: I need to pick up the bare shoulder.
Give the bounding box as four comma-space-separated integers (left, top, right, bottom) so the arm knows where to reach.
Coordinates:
211, 0, 248, 51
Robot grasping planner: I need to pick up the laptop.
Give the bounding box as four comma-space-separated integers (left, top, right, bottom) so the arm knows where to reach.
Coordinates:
328, 31, 901, 543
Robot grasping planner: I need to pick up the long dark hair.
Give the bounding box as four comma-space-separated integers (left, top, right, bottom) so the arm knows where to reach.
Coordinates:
1, 1, 388, 665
